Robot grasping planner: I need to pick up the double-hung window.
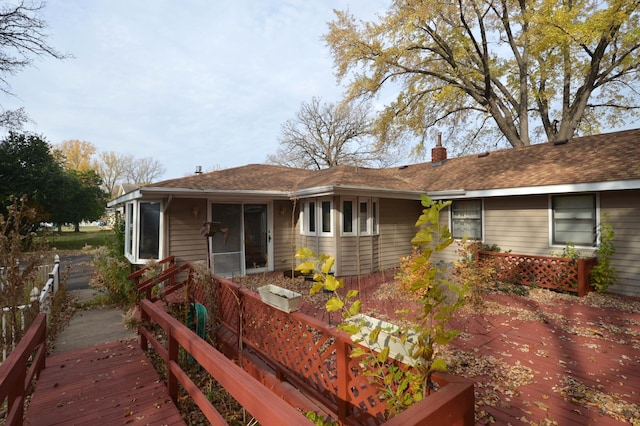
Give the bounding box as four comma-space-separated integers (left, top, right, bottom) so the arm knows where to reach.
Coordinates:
552, 194, 596, 246
302, 198, 332, 236
451, 199, 482, 240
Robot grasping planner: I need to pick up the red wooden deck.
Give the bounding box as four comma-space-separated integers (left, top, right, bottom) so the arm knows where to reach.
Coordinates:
24, 339, 185, 426
331, 275, 640, 425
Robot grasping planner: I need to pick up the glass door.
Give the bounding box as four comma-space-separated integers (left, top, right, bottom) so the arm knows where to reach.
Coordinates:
210, 204, 243, 277
210, 203, 270, 277
244, 204, 268, 273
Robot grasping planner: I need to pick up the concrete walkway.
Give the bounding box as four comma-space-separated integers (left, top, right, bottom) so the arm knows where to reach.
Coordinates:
53, 288, 138, 353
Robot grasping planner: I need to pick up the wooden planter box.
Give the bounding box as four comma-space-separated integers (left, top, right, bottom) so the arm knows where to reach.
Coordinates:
258, 284, 302, 313
347, 314, 418, 366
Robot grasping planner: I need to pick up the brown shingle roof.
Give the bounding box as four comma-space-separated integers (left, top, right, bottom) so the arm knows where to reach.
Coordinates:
152, 164, 315, 192
145, 128, 640, 197
396, 128, 640, 192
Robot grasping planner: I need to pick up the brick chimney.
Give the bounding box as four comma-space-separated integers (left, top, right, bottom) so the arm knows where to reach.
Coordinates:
431, 133, 447, 163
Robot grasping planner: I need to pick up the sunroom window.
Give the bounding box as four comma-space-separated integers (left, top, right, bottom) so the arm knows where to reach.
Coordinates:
341, 197, 378, 236
301, 199, 332, 236
124, 200, 162, 263
342, 199, 355, 235
552, 194, 596, 246
451, 199, 482, 240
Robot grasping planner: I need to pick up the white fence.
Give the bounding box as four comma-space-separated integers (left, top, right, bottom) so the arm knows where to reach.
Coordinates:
1, 255, 60, 361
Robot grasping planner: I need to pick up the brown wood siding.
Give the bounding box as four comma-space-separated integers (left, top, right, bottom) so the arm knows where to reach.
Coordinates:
377, 199, 420, 270
600, 190, 640, 297
272, 200, 298, 271
484, 196, 552, 256
338, 236, 379, 276
167, 198, 208, 265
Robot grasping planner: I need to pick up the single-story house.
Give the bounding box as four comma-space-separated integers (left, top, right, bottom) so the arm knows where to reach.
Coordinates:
109, 128, 640, 297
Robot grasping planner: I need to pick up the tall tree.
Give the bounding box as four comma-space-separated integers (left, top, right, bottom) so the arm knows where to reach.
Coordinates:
0, 132, 64, 220
325, 0, 640, 154
94, 151, 131, 198
125, 156, 165, 185
267, 97, 397, 169
51, 169, 108, 232
54, 139, 97, 170
94, 151, 166, 198
0, 1, 68, 129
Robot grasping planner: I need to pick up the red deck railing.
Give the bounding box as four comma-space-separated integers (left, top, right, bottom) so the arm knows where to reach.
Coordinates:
133, 258, 474, 425
0, 314, 47, 426
138, 298, 312, 425
478, 251, 597, 296
214, 276, 474, 425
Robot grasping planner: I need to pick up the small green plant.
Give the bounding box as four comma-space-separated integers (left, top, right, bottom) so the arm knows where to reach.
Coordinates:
305, 410, 338, 426
296, 195, 466, 418
551, 242, 582, 259
590, 213, 617, 293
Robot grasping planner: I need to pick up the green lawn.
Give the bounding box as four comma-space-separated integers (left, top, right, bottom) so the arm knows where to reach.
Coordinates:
43, 227, 116, 251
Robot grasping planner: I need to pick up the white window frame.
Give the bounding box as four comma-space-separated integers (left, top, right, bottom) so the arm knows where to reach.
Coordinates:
372, 198, 379, 235
124, 199, 163, 264
320, 199, 333, 236
341, 198, 356, 236
450, 199, 483, 240
301, 198, 333, 237
359, 198, 371, 235
550, 193, 598, 248
341, 197, 379, 236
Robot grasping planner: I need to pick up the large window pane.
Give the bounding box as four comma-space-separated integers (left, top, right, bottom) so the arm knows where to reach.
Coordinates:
452, 200, 482, 240
553, 194, 595, 246
321, 200, 331, 233
138, 202, 160, 259
308, 201, 316, 233
359, 201, 368, 234
343, 200, 353, 233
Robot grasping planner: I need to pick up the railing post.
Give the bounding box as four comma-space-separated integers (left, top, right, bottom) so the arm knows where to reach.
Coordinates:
335, 337, 349, 423
577, 258, 594, 297
167, 328, 179, 403
53, 255, 60, 293
139, 304, 149, 352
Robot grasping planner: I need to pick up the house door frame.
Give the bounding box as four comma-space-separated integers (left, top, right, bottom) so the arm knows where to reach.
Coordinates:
209, 202, 273, 277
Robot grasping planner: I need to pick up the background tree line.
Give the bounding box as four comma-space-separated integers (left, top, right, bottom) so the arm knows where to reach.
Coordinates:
0, 134, 166, 232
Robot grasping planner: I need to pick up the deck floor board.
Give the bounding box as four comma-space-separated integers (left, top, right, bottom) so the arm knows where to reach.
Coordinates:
25, 339, 185, 426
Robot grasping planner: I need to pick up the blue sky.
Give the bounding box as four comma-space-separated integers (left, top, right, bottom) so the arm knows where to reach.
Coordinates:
1, 1, 388, 180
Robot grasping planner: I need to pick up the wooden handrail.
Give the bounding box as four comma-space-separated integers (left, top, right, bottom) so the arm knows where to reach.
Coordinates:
136, 263, 191, 300
139, 299, 312, 425
127, 256, 176, 284
0, 314, 47, 426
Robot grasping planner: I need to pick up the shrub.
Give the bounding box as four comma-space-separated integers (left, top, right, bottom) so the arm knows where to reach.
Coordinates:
590, 213, 617, 293
91, 246, 136, 306
0, 195, 47, 352
452, 240, 497, 310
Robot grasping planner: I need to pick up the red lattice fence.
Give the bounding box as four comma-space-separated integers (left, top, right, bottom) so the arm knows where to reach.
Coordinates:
214, 277, 474, 425
477, 251, 597, 296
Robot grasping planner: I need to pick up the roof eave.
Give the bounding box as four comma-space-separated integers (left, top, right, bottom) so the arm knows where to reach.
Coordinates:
108, 186, 292, 206
294, 185, 426, 200
428, 179, 640, 200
